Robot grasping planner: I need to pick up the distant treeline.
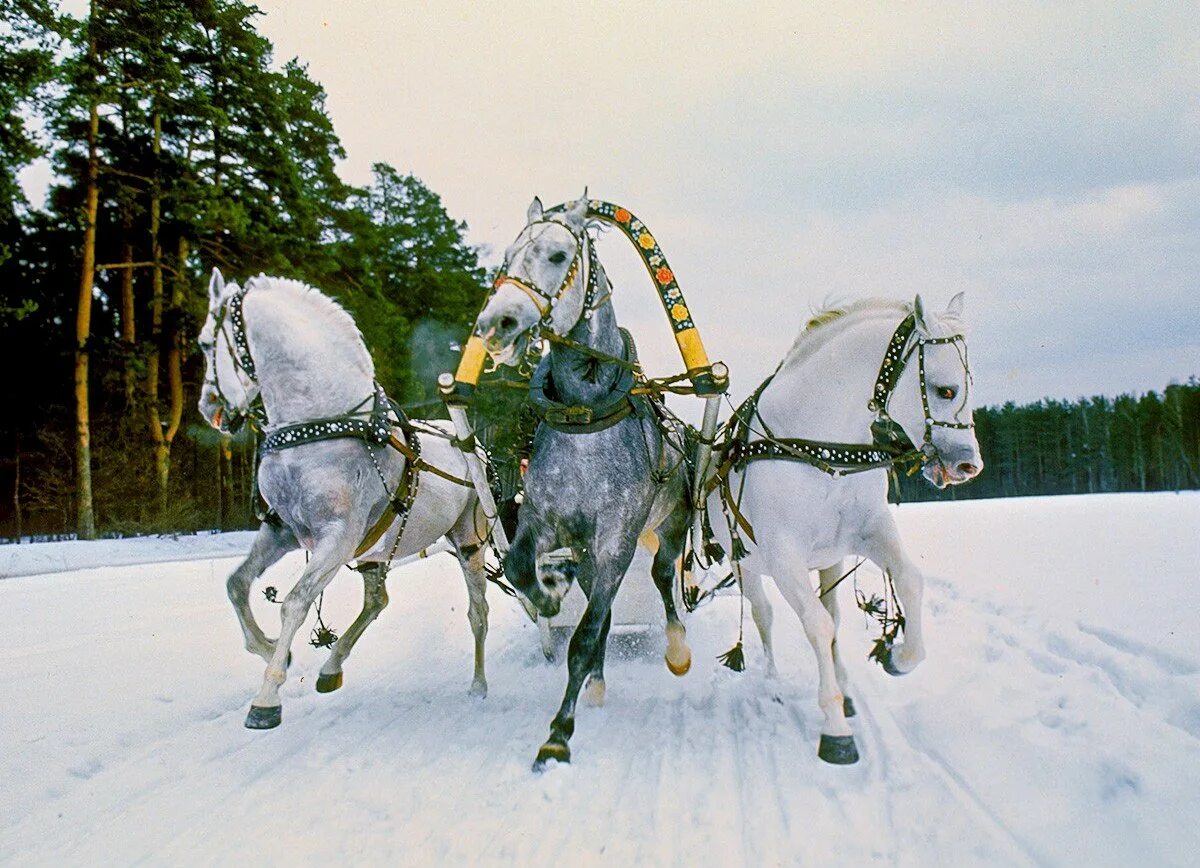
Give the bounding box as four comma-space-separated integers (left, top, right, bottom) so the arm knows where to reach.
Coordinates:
895, 380, 1200, 502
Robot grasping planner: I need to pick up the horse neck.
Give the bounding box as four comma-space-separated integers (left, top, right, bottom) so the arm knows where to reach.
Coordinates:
757, 310, 901, 443
242, 292, 376, 425
547, 267, 625, 406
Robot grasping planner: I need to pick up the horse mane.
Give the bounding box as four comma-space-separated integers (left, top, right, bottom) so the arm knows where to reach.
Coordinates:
783, 296, 966, 370
242, 274, 375, 377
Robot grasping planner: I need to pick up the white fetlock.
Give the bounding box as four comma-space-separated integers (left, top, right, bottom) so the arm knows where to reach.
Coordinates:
584, 676, 606, 707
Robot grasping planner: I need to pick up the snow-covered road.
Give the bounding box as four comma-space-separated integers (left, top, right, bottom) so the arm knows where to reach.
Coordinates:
2, 493, 1198, 866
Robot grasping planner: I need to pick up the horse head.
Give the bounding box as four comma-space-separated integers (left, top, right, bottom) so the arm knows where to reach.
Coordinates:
197, 268, 260, 433
889, 292, 983, 488
474, 193, 592, 368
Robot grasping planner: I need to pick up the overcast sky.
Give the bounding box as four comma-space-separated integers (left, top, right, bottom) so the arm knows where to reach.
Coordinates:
35, 1, 1200, 406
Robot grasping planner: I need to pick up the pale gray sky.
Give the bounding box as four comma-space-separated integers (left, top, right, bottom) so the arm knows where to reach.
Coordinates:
33, 1, 1200, 406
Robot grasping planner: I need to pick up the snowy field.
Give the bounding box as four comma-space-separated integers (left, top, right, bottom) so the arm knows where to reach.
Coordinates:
1, 492, 1198, 866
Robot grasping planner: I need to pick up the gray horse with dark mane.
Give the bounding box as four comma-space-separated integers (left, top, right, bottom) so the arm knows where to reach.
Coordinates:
474, 195, 694, 769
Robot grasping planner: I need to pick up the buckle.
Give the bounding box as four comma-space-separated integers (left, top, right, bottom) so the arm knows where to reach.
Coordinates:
547, 405, 593, 426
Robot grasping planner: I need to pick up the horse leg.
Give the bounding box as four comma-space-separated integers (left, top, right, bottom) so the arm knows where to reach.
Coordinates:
583, 610, 612, 707
448, 500, 491, 695
227, 520, 298, 664
764, 533, 858, 764
314, 563, 389, 694
650, 513, 691, 676
743, 570, 777, 677
818, 561, 854, 716
460, 545, 490, 698
534, 544, 628, 769
505, 522, 557, 661
860, 512, 926, 675
245, 532, 351, 729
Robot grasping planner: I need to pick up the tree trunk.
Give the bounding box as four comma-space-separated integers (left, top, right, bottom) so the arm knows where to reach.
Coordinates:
145, 107, 169, 515
74, 11, 100, 540
159, 235, 189, 507
13, 434, 22, 542
120, 208, 136, 409
219, 435, 233, 530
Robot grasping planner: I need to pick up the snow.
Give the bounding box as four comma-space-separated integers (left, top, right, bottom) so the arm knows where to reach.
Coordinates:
0, 531, 259, 579
1, 492, 1198, 866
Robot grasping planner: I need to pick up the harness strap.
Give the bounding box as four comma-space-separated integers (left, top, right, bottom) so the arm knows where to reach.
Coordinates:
351, 433, 473, 560
384, 433, 472, 488
868, 314, 916, 413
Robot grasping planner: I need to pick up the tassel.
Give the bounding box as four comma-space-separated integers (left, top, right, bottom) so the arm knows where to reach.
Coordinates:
310, 625, 339, 649
868, 637, 891, 665
731, 534, 749, 562
718, 641, 745, 672
705, 539, 726, 563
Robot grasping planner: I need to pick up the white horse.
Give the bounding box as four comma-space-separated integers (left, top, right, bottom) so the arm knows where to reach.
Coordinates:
711, 295, 982, 764
198, 270, 493, 729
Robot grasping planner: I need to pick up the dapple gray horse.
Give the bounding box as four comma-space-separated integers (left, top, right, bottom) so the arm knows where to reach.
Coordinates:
474, 196, 693, 769
198, 271, 492, 729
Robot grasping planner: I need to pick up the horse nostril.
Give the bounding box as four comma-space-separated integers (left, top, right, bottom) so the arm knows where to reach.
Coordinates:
956, 462, 978, 477
499, 315, 517, 332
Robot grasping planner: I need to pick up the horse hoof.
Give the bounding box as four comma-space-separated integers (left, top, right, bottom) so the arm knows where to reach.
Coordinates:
244, 704, 282, 730
879, 646, 907, 677
315, 671, 343, 693
533, 741, 571, 772
818, 733, 859, 765
843, 696, 856, 718
665, 648, 692, 677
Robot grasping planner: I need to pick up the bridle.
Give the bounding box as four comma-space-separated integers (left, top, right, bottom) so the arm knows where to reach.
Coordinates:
722, 310, 975, 484
203, 285, 264, 434
869, 313, 974, 458
488, 218, 611, 366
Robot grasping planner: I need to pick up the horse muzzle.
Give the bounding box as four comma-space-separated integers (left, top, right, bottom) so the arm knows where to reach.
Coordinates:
925, 456, 983, 488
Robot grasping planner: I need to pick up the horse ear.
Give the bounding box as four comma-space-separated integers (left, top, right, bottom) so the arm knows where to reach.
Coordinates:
946, 291, 965, 319
913, 294, 930, 333
208, 268, 225, 306
563, 193, 589, 229
527, 196, 544, 224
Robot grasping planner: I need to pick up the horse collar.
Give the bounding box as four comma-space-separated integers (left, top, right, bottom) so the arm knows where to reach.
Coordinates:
529, 328, 639, 434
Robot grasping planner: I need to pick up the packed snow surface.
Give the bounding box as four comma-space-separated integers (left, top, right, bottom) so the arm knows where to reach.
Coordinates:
1, 492, 1197, 866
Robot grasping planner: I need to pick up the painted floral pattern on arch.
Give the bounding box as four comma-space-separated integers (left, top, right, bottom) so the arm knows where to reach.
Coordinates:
565, 198, 696, 333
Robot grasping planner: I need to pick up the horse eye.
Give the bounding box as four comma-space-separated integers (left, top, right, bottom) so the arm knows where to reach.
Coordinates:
937, 386, 957, 400
548, 251, 567, 265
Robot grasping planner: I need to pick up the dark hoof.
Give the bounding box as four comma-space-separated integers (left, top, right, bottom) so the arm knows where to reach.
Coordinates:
879, 646, 906, 677
818, 733, 859, 765
244, 704, 282, 730
315, 671, 343, 693
532, 741, 571, 772
843, 696, 856, 718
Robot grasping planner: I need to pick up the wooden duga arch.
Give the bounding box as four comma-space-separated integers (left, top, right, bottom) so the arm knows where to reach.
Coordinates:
439, 199, 728, 571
